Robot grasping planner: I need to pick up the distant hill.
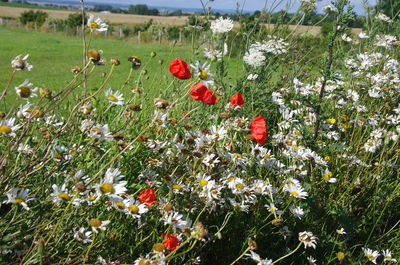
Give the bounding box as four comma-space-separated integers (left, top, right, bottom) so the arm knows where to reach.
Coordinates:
24, 0, 246, 14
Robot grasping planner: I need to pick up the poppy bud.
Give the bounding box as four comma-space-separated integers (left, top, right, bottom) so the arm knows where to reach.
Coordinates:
150, 52, 157, 58
169, 58, 191, 80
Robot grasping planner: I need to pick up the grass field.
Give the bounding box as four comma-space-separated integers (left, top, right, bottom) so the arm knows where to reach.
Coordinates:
0, 27, 245, 106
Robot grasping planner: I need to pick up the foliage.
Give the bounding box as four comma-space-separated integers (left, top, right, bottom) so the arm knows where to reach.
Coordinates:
19, 10, 48, 27
128, 4, 159, 16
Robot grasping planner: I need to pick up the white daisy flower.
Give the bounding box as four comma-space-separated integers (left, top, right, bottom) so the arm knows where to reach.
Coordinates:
105, 88, 124, 105
15, 80, 37, 99
73, 227, 92, 243
290, 206, 305, 220
298, 231, 317, 249
11, 54, 33, 71
283, 183, 308, 199
382, 249, 397, 263
4, 188, 34, 210
87, 14, 108, 32
0, 118, 21, 137
88, 218, 110, 233
95, 168, 127, 199
363, 248, 380, 264
247, 73, 259, 81
336, 228, 346, 234
124, 197, 148, 219
190, 61, 214, 86
50, 184, 72, 205
89, 123, 113, 141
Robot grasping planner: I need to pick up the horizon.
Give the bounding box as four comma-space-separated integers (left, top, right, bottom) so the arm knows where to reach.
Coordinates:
29, 0, 378, 15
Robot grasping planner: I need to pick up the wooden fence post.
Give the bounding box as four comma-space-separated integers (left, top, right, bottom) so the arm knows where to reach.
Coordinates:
138, 30, 141, 42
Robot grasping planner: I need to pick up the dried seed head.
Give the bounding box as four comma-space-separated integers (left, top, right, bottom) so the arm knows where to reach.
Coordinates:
71, 66, 82, 74
0, 112, 5, 118
39, 87, 52, 99
154, 98, 169, 109
128, 56, 141, 69
75, 183, 86, 193
152, 243, 165, 253
247, 238, 257, 250
272, 218, 283, 227
88, 218, 101, 228
110, 58, 120, 66
87, 50, 100, 61
194, 222, 208, 240
128, 104, 142, 111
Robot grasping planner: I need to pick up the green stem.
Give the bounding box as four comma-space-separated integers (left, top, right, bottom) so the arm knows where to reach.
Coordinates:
272, 242, 302, 264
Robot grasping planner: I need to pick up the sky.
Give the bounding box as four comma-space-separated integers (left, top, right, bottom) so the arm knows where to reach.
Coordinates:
86, 0, 378, 14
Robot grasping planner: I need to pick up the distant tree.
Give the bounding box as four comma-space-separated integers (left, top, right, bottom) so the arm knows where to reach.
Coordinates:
1, 0, 10, 2
19, 10, 48, 27
66, 12, 87, 27
375, 0, 400, 19
128, 4, 159, 15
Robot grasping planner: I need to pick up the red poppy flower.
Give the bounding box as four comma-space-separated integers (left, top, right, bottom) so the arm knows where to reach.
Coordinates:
169, 58, 191, 80
139, 188, 157, 206
190, 83, 208, 101
162, 233, 180, 251
229, 93, 244, 107
202, 89, 218, 105
250, 115, 267, 145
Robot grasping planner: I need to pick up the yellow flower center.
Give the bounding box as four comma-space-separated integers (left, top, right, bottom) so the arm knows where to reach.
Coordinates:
326, 118, 337, 124
129, 205, 139, 214
15, 197, 24, 204
58, 193, 71, 201
199, 179, 208, 186
227, 176, 235, 182
235, 183, 244, 189
155, 118, 163, 125
90, 22, 99, 29
322, 174, 330, 181
108, 94, 117, 102
263, 154, 271, 159
115, 201, 125, 209
0, 126, 12, 134
172, 184, 182, 190
18, 85, 32, 98
88, 196, 97, 201
88, 218, 101, 227
290, 191, 300, 197
91, 127, 102, 134
100, 183, 114, 194
336, 252, 345, 261
232, 153, 242, 159
367, 254, 374, 260
199, 69, 208, 80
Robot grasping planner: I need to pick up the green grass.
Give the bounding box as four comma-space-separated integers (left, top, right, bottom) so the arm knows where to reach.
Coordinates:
0, 27, 244, 105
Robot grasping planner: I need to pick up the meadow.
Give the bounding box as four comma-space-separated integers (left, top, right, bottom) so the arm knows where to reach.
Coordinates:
0, 1, 400, 265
